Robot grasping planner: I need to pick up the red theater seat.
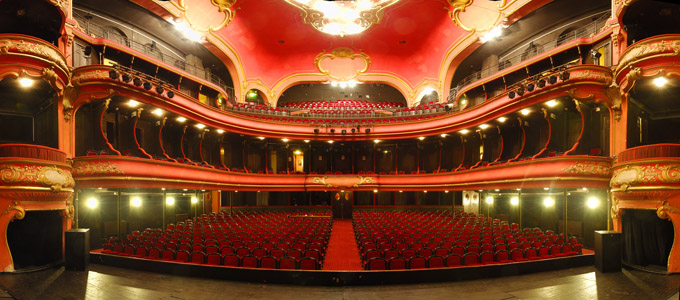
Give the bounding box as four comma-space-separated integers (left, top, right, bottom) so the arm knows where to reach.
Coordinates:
367, 257, 387, 270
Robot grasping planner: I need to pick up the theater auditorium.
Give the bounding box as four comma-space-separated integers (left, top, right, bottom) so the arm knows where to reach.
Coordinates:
0, 0, 679, 298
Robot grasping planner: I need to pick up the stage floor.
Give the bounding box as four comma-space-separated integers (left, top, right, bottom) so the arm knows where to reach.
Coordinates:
0, 264, 678, 300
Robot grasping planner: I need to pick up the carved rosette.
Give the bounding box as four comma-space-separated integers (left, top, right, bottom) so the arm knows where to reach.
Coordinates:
72, 161, 124, 176
561, 161, 611, 177
611, 164, 680, 189
0, 165, 75, 191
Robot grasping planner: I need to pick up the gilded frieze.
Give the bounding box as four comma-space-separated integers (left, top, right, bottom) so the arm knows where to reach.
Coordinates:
561, 161, 611, 177
0, 37, 69, 73
72, 161, 124, 176
0, 165, 75, 192
611, 164, 680, 188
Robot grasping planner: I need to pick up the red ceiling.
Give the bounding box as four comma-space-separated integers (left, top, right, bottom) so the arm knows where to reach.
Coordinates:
221, 0, 462, 87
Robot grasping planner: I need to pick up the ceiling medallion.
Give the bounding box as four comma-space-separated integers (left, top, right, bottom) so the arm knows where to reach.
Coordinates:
285, 0, 401, 37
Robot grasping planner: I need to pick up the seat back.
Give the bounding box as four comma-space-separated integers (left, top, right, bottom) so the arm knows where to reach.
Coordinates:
279, 257, 297, 269
388, 257, 407, 270
299, 257, 319, 270
190, 251, 205, 264
176, 250, 190, 262
510, 248, 524, 260
241, 255, 258, 268
206, 253, 222, 265
428, 255, 445, 268
409, 256, 427, 269
446, 254, 462, 267
367, 257, 387, 270
495, 250, 510, 262
259, 256, 277, 269
463, 252, 479, 265
479, 251, 495, 264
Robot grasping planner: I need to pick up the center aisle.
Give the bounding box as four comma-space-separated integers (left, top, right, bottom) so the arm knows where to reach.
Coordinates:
322, 219, 363, 270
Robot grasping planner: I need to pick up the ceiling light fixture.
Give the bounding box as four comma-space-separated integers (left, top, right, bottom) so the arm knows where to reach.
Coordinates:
18, 78, 33, 87
127, 100, 140, 107
545, 100, 558, 107
497, 117, 507, 123
520, 109, 530, 116
286, 0, 401, 37
195, 123, 206, 129
176, 116, 186, 123
653, 76, 668, 87
282, 138, 289, 142
217, 129, 225, 134
459, 129, 469, 134
152, 108, 163, 116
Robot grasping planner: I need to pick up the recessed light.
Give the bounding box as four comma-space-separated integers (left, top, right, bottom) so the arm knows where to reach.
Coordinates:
440, 134, 448, 138
282, 138, 289, 142
152, 108, 163, 116
176, 116, 186, 123
217, 129, 224, 134
328, 140, 334, 144
545, 100, 558, 107
479, 124, 489, 129
459, 129, 469, 134
127, 100, 140, 107
374, 140, 381, 143
195, 123, 206, 129
304, 140, 310, 143
498, 117, 507, 123
418, 137, 425, 140
653, 77, 668, 87
18, 78, 33, 87
520, 109, 530, 116
257, 136, 265, 140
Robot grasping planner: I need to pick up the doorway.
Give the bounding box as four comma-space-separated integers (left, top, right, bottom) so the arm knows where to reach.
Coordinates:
332, 191, 353, 219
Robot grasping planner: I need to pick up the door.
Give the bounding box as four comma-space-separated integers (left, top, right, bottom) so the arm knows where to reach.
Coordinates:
332, 191, 353, 219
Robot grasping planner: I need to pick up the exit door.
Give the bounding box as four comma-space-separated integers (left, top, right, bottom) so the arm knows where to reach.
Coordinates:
332, 191, 353, 219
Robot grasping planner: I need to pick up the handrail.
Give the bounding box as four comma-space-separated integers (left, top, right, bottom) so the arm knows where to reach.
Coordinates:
449, 12, 609, 100
73, 15, 236, 101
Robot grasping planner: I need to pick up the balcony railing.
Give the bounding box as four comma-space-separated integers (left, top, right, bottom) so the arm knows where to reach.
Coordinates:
449, 11, 610, 100
73, 13, 234, 100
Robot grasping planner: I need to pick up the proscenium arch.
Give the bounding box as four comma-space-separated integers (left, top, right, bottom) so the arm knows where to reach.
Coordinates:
270, 76, 412, 108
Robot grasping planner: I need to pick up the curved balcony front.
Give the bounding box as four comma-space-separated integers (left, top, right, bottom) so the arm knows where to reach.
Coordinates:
610, 143, 680, 273
0, 144, 74, 272
615, 34, 680, 93
71, 64, 615, 141
72, 155, 610, 192
0, 34, 70, 93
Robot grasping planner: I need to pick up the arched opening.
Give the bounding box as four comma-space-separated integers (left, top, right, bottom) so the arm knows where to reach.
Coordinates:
622, 209, 674, 271
277, 82, 407, 107
7, 210, 64, 271
245, 89, 267, 106
623, 0, 680, 46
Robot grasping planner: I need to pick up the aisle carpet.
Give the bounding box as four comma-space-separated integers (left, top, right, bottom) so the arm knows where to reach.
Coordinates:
322, 220, 363, 270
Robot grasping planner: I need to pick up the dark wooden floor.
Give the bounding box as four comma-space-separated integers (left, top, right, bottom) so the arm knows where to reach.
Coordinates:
0, 264, 678, 300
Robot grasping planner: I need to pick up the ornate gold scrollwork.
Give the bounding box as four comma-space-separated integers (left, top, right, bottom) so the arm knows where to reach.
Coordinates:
603, 83, 623, 121
311, 176, 375, 188
611, 195, 620, 220
657, 200, 680, 220
561, 161, 611, 176
72, 161, 124, 176
0, 165, 75, 192
314, 47, 371, 81
611, 164, 680, 188
0, 37, 69, 73
65, 194, 74, 220
447, 0, 474, 31
2, 200, 25, 220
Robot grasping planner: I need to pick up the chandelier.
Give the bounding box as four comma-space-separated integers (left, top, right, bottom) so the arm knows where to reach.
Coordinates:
285, 0, 401, 37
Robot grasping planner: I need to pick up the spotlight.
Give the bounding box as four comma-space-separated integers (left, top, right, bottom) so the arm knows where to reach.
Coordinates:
143, 82, 152, 90
167, 91, 174, 98
166, 197, 175, 205
342, 129, 347, 135
527, 83, 535, 92
131, 197, 142, 207
548, 75, 557, 84
156, 86, 164, 94
508, 91, 516, 99
560, 71, 570, 81
191, 196, 198, 204
314, 128, 320, 134
83, 46, 92, 57
485, 196, 494, 204
590, 49, 602, 60
351, 128, 356, 133
365, 128, 370, 133
108, 70, 119, 79
537, 79, 546, 88
330, 129, 335, 133
516, 85, 525, 96
587, 197, 599, 208
121, 74, 131, 82
510, 197, 519, 206
133, 77, 142, 86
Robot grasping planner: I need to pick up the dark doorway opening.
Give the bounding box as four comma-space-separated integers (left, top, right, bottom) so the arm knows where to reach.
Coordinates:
622, 209, 674, 270
7, 210, 63, 270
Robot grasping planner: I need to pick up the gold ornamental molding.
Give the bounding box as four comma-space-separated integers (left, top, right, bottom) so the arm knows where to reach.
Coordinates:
311, 176, 376, 188
284, 0, 400, 36
447, 0, 515, 32
0, 36, 69, 74
611, 164, 680, 189
72, 161, 124, 176
657, 200, 680, 220
615, 37, 680, 81
314, 47, 371, 81
1, 200, 25, 221
168, 0, 237, 33
0, 165, 75, 192
561, 161, 611, 177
